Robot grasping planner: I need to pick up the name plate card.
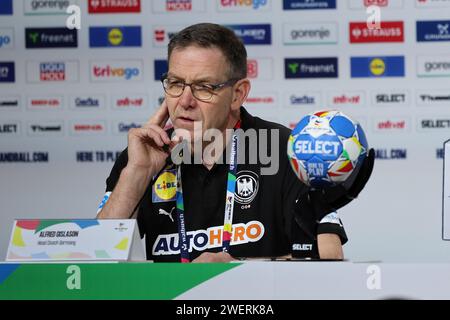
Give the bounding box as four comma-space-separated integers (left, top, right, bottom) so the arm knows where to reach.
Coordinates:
6, 219, 145, 261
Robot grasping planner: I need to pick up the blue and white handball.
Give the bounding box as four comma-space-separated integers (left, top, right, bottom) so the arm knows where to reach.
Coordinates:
287, 110, 368, 188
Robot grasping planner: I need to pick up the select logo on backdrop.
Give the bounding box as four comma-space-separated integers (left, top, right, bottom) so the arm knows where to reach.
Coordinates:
26, 61, 79, 83
372, 91, 408, 107
328, 91, 365, 107
154, 59, 168, 80
27, 95, 63, 110
24, 0, 77, 15
417, 55, 450, 77
0, 62, 15, 82
27, 121, 64, 136
88, 0, 141, 13
89, 26, 142, 47
0, 96, 20, 109
373, 117, 410, 133
90, 60, 143, 82
283, 22, 338, 45
350, 21, 404, 43
226, 24, 271, 45
0, 0, 13, 14
70, 121, 107, 135
25, 28, 78, 48
284, 92, 321, 108
417, 20, 450, 42
416, 90, 450, 107
152, 25, 183, 47
348, 0, 404, 9
351, 56, 405, 78
0, 28, 14, 49
283, 0, 336, 10
285, 58, 338, 79
112, 94, 148, 110
416, 0, 450, 8
247, 58, 273, 80
217, 0, 271, 11
70, 95, 106, 109
419, 118, 450, 131
152, 0, 206, 13
0, 121, 20, 136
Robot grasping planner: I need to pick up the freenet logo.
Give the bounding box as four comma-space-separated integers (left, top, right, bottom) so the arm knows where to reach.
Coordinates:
0, 28, 14, 49
351, 56, 405, 78
0, 62, 15, 83
226, 24, 271, 45
0, 0, 13, 15
90, 60, 143, 82
285, 58, 338, 79
24, 0, 76, 15
283, 22, 338, 45
25, 27, 78, 48
88, 0, 141, 13
89, 26, 142, 47
217, 0, 271, 11
417, 20, 450, 42
350, 21, 404, 43
417, 55, 450, 77
283, 0, 336, 10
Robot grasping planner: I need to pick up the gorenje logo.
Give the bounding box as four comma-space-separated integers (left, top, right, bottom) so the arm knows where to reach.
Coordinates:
283, 0, 336, 10
350, 21, 404, 43
226, 24, 272, 45
416, 0, 450, 8
24, 0, 76, 15
90, 60, 143, 82
0, 0, 13, 15
417, 20, 450, 42
283, 22, 338, 45
88, 0, 141, 13
351, 56, 405, 78
285, 58, 338, 79
89, 26, 142, 47
0, 28, 14, 49
417, 55, 450, 77
0, 62, 14, 82
25, 28, 78, 48
217, 0, 270, 11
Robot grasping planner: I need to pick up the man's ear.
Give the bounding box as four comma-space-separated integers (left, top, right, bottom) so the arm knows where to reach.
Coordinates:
231, 78, 251, 111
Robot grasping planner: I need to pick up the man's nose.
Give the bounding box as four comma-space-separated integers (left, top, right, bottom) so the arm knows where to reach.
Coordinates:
178, 84, 196, 109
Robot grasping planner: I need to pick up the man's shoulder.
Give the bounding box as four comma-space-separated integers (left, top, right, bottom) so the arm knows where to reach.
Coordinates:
240, 107, 291, 139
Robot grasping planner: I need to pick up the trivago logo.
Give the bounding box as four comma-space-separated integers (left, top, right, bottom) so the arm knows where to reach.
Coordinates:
90, 60, 142, 82
152, 221, 265, 255
218, 0, 270, 11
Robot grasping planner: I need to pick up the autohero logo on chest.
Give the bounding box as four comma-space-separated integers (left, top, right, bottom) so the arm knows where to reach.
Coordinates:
152, 169, 177, 203
235, 170, 259, 209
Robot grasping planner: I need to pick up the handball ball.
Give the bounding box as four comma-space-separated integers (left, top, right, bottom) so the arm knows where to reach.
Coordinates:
287, 110, 368, 188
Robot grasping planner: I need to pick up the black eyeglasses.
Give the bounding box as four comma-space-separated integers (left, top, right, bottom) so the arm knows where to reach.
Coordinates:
161, 73, 240, 102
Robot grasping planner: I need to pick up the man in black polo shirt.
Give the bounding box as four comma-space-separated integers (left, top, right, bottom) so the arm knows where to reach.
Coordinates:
97, 23, 372, 262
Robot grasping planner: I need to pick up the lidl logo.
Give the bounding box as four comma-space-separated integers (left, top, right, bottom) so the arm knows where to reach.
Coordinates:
351, 56, 405, 78
89, 26, 142, 47
152, 170, 177, 203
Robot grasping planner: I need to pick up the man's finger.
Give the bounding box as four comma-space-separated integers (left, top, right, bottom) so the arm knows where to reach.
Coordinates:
148, 99, 169, 127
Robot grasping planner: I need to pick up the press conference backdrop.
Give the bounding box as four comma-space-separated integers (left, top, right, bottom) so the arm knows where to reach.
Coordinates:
1, 0, 450, 262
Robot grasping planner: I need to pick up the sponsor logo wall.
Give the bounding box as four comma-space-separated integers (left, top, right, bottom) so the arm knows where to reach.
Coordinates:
2, 0, 450, 260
